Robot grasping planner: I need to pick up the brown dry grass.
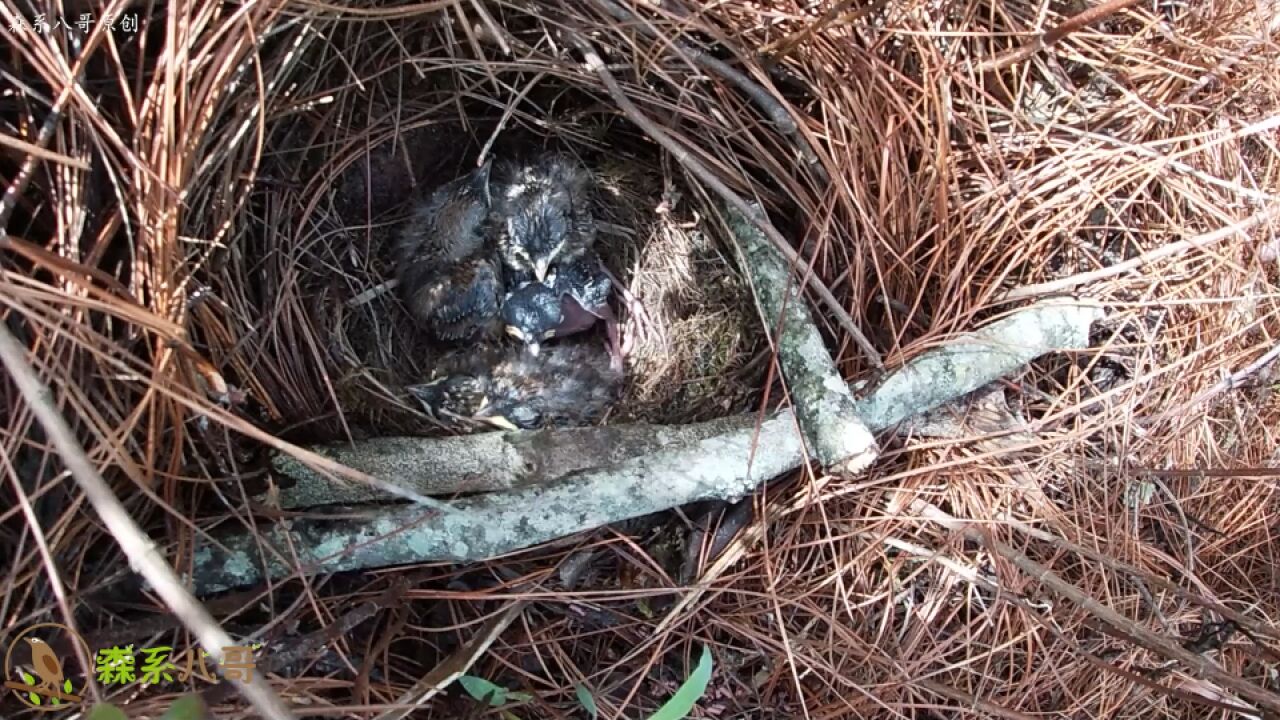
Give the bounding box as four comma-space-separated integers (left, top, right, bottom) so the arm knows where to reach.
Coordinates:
2, 0, 1280, 717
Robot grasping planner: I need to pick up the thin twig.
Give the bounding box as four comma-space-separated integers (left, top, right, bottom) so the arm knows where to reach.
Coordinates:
912, 501, 1280, 713
760, 0, 885, 56
1146, 338, 1280, 427
569, 32, 884, 369
345, 278, 398, 307
374, 597, 528, 720
0, 323, 297, 720
1001, 203, 1280, 301
0, 47, 88, 231
970, 0, 1145, 72
592, 0, 828, 183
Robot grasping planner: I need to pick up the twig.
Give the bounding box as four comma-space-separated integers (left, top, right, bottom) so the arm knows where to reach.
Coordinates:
1005, 514, 1280, 646
592, 0, 828, 183
1001, 203, 1280, 301
568, 31, 885, 370
0, 44, 88, 232
913, 500, 1280, 712
760, 0, 886, 56
1145, 338, 1280, 427
373, 596, 528, 720
852, 298, 1104, 428
196, 299, 1102, 593
345, 278, 398, 307
1194, 339, 1280, 397
0, 133, 91, 170
970, 0, 1145, 73
0, 324, 297, 720
728, 202, 877, 474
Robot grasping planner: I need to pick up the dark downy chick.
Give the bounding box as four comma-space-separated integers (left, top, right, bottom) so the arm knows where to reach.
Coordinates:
395, 161, 502, 342
501, 250, 622, 369
407, 341, 622, 430
493, 153, 596, 283
501, 281, 561, 353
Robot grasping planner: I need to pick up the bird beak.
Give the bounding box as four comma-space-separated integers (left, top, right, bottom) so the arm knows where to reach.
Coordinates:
534, 258, 550, 283
526, 341, 541, 356
479, 415, 519, 431
505, 325, 524, 341
472, 159, 494, 205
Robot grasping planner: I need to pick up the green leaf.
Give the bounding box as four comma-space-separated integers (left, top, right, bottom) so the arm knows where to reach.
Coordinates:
458, 676, 531, 706
161, 694, 207, 720
20, 671, 34, 685
88, 704, 130, 720
63, 678, 74, 693
646, 646, 713, 720
575, 684, 598, 719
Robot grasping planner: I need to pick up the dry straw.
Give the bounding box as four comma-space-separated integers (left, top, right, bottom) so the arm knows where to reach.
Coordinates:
2, 0, 1279, 716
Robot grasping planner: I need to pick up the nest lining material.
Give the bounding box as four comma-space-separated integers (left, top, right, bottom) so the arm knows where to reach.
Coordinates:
176, 4, 821, 451
283, 125, 762, 439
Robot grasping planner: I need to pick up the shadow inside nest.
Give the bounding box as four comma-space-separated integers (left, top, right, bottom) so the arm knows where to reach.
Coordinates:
259, 118, 766, 442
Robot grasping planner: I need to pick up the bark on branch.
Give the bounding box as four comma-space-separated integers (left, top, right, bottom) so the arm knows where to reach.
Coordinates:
730, 203, 878, 475
193, 298, 1103, 595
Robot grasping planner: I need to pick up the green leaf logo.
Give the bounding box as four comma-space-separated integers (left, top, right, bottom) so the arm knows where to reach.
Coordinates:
20, 670, 39, 705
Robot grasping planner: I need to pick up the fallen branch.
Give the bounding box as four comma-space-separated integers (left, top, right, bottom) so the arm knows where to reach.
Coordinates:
194, 298, 1103, 594
729, 203, 877, 475
267, 416, 751, 508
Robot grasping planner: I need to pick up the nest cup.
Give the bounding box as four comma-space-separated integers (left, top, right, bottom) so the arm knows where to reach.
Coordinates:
201, 6, 785, 442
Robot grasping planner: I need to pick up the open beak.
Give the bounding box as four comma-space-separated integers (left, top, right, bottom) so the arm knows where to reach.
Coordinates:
479, 415, 519, 431
534, 258, 550, 283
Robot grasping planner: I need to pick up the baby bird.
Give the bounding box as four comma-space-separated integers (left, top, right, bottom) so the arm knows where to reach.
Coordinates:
501, 280, 562, 354
395, 161, 503, 342
492, 153, 596, 283
501, 250, 623, 369
407, 341, 622, 430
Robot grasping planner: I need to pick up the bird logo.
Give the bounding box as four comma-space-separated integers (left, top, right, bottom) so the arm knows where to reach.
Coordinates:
25, 639, 63, 694
4, 623, 88, 710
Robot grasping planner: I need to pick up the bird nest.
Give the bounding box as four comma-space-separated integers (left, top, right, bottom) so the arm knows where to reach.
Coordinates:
8, 0, 1280, 715
206, 13, 777, 444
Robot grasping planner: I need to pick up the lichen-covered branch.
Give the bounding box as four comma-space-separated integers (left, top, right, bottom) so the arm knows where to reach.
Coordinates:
851, 298, 1105, 430
729, 203, 878, 475
194, 298, 1104, 595
267, 416, 751, 508
196, 411, 808, 595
